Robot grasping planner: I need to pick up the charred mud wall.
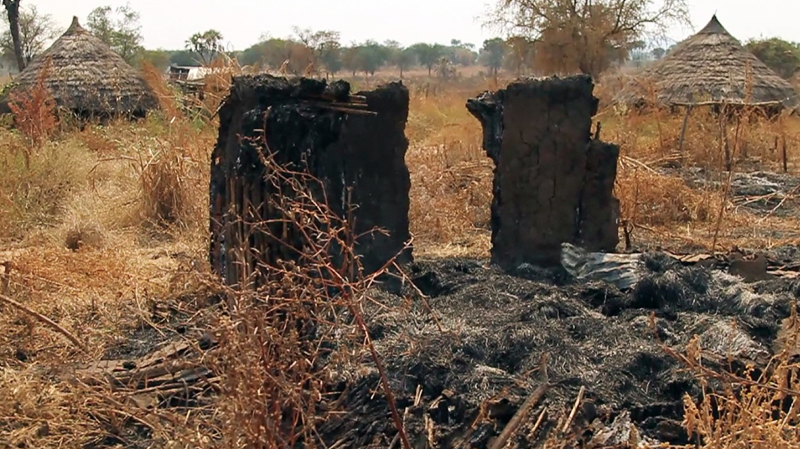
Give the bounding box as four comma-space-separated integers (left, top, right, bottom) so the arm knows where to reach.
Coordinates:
209, 75, 411, 287
467, 75, 619, 269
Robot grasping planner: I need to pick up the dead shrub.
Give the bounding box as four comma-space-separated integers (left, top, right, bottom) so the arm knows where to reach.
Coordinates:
7, 57, 57, 161
78, 125, 118, 156
0, 139, 91, 239
198, 152, 412, 448
192, 54, 243, 119
615, 166, 718, 227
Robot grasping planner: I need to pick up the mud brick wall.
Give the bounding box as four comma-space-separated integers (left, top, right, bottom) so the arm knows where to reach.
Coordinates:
209, 75, 412, 288
467, 75, 619, 269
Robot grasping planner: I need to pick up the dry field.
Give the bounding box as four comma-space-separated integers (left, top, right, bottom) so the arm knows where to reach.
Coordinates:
1, 66, 800, 448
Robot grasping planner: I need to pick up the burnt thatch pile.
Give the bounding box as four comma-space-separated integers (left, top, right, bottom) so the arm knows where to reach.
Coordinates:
614, 15, 800, 111
318, 250, 800, 447
467, 75, 619, 270
0, 16, 158, 118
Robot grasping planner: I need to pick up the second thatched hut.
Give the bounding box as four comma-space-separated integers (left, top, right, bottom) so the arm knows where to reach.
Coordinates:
613, 15, 800, 112
0, 16, 158, 118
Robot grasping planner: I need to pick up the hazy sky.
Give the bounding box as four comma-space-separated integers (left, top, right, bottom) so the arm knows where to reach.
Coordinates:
27, 0, 800, 51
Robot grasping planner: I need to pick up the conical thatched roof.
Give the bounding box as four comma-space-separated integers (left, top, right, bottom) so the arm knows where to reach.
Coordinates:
0, 16, 158, 116
614, 15, 800, 109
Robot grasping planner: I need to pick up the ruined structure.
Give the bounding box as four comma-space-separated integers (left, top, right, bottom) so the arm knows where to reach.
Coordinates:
209, 75, 411, 288
467, 75, 619, 269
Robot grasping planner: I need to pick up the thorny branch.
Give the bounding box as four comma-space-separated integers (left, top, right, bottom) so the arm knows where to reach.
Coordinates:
206, 106, 417, 448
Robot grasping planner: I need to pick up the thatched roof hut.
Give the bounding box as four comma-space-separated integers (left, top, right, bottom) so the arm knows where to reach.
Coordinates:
0, 16, 158, 117
613, 15, 800, 111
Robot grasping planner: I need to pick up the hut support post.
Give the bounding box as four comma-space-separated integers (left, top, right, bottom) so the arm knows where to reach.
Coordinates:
783, 134, 788, 173
719, 104, 732, 171
677, 105, 693, 162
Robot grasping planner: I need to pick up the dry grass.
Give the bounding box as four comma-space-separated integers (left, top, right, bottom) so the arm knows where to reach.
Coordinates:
665, 311, 800, 449
405, 80, 495, 257
1, 68, 800, 448
604, 96, 800, 251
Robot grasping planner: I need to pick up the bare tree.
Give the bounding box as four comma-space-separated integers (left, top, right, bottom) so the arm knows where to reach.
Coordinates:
2, 0, 24, 72
487, 0, 690, 78
0, 5, 61, 64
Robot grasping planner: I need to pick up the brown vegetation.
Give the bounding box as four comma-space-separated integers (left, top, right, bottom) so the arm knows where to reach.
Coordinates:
1, 59, 800, 448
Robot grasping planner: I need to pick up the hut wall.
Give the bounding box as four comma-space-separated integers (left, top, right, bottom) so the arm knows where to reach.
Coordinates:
467, 75, 619, 269
209, 75, 412, 288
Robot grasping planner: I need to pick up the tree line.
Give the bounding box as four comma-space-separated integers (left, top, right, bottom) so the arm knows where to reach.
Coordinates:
2, 0, 800, 81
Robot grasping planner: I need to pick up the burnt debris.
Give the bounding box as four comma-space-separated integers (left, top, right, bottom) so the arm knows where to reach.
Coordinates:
318, 251, 800, 447
209, 75, 412, 288
467, 75, 620, 270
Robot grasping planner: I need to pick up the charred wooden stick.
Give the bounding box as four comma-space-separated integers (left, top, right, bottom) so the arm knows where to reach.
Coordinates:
389, 407, 410, 449
313, 92, 368, 104
135, 374, 219, 396
0, 293, 88, 353
528, 407, 547, 439
123, 367, 213, 392
306, 102, 377, 115
562, 385, 585, 433
489, 383, 549, 449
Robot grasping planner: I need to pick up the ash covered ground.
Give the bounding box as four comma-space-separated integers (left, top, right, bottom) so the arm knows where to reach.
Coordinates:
319, 250, 800, 448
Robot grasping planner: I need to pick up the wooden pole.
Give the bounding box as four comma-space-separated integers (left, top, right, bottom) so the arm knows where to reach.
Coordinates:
677, 105, 693, 163
720, 104, 731, 171
783, 134, 789, 173
489, 383, 549, 449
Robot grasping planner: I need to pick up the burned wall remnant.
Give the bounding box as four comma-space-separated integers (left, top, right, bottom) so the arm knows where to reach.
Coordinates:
467, 75, 619, 269
209, 75, 412, 288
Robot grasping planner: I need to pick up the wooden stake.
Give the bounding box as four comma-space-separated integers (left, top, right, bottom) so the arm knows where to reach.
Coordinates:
711, 153, 736, 252
783, 134, 789, 173
528, 407, 547, 440
677, 105, 693, 162
0, 293, 88, 353
562, 385, 585, 433
720, 105, 731, 171
489, 383, 549, 449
